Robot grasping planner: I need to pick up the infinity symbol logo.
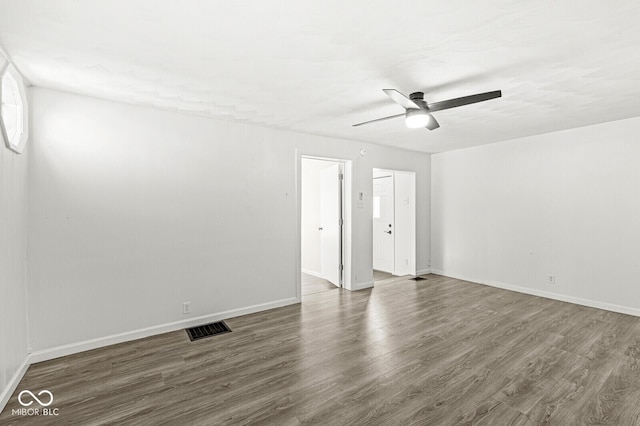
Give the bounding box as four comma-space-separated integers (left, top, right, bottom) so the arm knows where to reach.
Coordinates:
18, 390, 54, 407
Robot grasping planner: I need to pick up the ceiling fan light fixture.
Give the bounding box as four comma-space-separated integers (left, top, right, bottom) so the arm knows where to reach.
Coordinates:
405, 109, 429, 128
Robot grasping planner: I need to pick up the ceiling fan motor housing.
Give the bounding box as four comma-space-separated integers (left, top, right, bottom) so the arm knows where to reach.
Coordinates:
409, 92, 429, 110
409, 92, 424, 101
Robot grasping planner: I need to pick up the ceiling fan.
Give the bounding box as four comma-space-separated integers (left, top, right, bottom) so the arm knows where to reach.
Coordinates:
353, 89, 502, 130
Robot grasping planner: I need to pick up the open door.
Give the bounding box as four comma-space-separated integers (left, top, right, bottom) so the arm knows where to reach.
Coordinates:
393, 171, 416, 276
373, 174, 394, 273
372, 169, 416, 277
320, 163, 341, 286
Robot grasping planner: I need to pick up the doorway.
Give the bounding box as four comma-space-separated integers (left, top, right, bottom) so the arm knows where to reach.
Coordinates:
301, 157, 345, 296
372, 169, 416, 278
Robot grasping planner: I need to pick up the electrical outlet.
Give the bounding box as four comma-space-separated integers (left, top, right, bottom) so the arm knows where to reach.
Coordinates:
183, 302, 191, 314
547, 275, 555, 284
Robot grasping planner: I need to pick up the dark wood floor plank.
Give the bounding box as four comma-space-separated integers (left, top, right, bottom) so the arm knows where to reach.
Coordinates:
3, 274, 640, 425
301, 273, 336, 296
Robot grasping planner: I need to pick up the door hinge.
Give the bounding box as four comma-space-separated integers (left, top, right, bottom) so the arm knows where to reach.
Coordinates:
340, 264, 344, 271
340, 218, 344, 226
339, 173, 344, 180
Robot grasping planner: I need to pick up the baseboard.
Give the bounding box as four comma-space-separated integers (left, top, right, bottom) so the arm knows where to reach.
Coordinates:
2, 297, 301, 413
29, 296, 300, 364
352, 281, 374, 291
301, 268, 323, 279
0, 356, 30, 414
432, 270, 640, 317
416, 268, 431, 276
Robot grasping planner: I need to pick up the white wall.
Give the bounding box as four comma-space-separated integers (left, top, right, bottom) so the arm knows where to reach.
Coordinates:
27, 87, 431, 355
301, 158, 335, 276
0, 57, 29, 405
432, 116, 640, 315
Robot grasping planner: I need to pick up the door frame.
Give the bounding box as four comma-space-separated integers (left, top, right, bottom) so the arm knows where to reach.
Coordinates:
296, 153, 352, 297
372, 168, 417, 277
372, 173, 395, 274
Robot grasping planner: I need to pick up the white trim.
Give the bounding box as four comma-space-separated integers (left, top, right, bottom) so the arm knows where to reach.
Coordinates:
1, 296, 300, 413
342, 160, 353, 291
416, 268, 431, 276
1, 63, 29, 154
29, 297, 300, 364
294, 148, 302, 300
352, 281, 374, 291
431, 270, 640, 317
301, 268, 323, 279
298, 154, 353, 292
0, 356, 30, 414
0, 46, 30, 86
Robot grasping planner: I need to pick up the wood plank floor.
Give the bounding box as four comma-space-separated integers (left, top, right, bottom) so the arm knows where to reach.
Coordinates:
301, 273, 337, 296
372, 270, 393, 282
3, 274, 640, 425
302, 270, 394, 297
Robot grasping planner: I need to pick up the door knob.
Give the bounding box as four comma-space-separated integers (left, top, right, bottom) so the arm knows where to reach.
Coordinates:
318, 227, 323, 231
385, 230, 392, 234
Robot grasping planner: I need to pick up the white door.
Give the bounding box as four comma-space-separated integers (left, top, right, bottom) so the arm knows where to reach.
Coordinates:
320, 163, 341, 286
373, 175, 394, 273
393, 171, 416, 276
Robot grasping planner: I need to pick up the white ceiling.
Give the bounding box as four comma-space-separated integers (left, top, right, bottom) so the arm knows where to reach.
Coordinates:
1, 0, 639, 153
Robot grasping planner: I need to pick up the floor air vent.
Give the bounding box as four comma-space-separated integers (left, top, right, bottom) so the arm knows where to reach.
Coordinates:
410, 276, 427, 281
186, 321, 231, 341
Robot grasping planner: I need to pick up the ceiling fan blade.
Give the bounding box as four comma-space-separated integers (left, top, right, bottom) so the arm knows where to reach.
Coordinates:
352, 113, 405, 127
383, 89, 420, 110
426, 114, 440, 130
426, 90, 502, 113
